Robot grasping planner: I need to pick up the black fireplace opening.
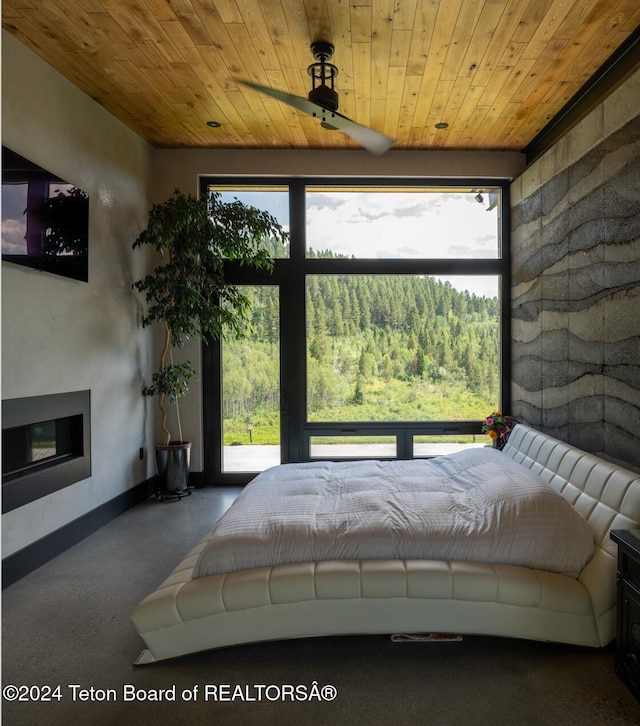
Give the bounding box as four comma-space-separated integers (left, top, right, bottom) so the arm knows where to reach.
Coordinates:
3, 414, 84, 481
2, 391, 91, 513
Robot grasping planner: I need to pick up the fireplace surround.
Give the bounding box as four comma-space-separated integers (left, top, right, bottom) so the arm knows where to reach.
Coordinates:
2, 390, 91, 513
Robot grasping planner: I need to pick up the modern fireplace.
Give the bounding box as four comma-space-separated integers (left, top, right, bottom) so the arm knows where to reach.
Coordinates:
2, 391, 91, 513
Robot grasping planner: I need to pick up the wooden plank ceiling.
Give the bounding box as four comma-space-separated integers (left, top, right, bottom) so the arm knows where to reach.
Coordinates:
3, 1, 640, 152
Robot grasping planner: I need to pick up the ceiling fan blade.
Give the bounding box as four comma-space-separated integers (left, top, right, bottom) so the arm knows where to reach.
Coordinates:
239, 80, 325, 116
320, 110, 395, 156
238, 80, 394, 156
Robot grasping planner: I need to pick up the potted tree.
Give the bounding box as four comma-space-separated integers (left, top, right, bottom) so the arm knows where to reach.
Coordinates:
133, 188, 287, 500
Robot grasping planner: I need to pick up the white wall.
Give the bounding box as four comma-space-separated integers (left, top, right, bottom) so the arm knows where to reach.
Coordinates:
1, 32, 155, 556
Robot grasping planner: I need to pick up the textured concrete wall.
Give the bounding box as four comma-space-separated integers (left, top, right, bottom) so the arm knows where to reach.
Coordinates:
510, 79, 640, 471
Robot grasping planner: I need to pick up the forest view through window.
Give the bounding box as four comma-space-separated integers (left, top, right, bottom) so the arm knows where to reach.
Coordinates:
306, 274, 500, 423
204, 180, 509, 483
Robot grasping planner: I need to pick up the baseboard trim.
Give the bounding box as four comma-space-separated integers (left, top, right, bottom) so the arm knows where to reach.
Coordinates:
2, 477, 156, 588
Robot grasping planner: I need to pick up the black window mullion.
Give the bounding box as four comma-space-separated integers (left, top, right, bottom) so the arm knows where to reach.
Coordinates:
201, 337, 222, 486
282, 180, 308, 462
281, 272, 306, 462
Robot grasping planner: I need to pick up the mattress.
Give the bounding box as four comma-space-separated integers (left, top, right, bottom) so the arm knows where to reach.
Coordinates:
193, 447, 594, 579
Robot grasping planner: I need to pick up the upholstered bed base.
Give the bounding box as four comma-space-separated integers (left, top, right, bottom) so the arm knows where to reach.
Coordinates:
131, 424, 640, 662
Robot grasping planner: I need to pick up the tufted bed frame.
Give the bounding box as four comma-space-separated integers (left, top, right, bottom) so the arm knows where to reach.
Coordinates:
131, 424, 640, 663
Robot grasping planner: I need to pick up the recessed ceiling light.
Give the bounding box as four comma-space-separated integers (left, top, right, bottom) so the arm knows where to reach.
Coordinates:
206, 120, 222, 128
435, 122, 449, 129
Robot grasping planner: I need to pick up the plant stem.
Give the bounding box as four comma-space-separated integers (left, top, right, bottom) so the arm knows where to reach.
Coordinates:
159, 321, 171, 446
169, 347, 184, 443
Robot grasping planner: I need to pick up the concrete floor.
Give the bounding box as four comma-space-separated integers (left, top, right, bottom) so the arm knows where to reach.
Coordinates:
2, 487, 640, 726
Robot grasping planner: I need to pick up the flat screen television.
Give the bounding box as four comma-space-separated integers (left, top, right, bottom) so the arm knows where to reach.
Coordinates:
2, 147, 89, 282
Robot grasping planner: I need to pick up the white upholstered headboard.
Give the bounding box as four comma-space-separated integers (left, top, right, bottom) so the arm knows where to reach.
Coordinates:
502, 423, 640, 550
501, 423, 640, 642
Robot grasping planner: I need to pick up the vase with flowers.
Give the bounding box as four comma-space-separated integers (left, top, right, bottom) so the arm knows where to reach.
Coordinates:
482, 411, 517, 450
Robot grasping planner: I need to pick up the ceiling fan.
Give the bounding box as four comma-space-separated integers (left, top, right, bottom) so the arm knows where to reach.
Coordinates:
238, 41, 395, 156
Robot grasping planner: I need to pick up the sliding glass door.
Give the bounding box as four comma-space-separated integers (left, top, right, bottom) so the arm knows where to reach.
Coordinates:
221, 285, 281, 473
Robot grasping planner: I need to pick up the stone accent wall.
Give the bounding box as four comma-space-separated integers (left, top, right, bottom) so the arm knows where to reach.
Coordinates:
511, 112, 640, 472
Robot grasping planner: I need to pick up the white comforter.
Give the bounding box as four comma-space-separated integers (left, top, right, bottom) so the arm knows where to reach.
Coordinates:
193, 448, 595, 579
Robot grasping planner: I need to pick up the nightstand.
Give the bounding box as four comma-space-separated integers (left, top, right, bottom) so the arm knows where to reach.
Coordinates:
610, 529, 640, 702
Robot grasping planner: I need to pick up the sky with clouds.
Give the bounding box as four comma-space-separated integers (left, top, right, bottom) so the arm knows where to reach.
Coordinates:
215, 187, 501, 299
305, 191, 498, 262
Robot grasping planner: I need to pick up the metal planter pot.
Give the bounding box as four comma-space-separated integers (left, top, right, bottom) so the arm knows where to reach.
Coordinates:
154, 441, 193, 501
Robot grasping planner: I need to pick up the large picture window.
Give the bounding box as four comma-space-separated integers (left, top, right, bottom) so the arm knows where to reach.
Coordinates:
202, 178, 510, 485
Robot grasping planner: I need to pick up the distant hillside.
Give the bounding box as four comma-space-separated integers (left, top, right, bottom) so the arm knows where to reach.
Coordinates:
222, 250, 500, 439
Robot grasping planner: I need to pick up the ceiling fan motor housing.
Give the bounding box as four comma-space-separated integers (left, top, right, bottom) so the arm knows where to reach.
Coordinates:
307, 41, 339, 111
308, 84, 339, 111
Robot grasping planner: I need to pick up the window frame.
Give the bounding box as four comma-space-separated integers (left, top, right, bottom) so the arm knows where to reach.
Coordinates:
201, 176, 511, 486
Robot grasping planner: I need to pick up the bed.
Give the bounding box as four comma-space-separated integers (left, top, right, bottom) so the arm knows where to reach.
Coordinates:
131, 423, 640, 663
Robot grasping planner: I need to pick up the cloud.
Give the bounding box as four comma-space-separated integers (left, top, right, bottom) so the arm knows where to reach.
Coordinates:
377, 246, 421, 258
1, 218, 27, 254
449, 244, 497, 258
307, 193, 348, 213
392, 203, 427, 219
